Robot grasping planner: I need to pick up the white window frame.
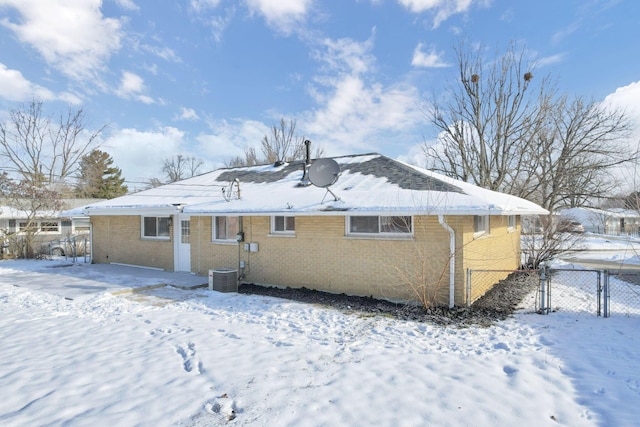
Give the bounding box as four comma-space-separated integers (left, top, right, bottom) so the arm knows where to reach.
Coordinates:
141, 216, 171, 240
507, 215, 516, 231
17, 220, 61, 235
72, 223, 91, 235
212, 216, 240, 243
474, 215, 490, 238
347, 215, 413, 238
271, 216, 295, 236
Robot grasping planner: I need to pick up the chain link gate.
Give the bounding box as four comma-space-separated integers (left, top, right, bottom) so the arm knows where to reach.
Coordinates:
538, 267, 608, 317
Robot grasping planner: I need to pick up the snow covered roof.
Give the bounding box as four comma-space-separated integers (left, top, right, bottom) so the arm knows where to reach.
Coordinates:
0, 199, 103, 220
561, 207, 640, 221
83, 154, 548, 217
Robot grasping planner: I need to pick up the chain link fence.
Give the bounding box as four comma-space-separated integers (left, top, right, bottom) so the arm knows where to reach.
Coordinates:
467, 267, 640, 317
604, 271, 640, 317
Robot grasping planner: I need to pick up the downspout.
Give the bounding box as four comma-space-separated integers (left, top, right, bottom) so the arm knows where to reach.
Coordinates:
438, 215, 455, 308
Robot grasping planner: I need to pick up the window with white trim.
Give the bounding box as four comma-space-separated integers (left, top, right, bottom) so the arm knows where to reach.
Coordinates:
507, 215, 516, 231
213, 216, 239, 242
474, 215, 490, 237
142, 216, 171, 239
348, 216, 412, 236
73, 224, 91, 234
271, 216, 295, 235
17, 220, 60, 234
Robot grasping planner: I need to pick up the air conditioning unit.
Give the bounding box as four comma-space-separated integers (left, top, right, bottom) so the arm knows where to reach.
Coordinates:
208, 268, 238, 293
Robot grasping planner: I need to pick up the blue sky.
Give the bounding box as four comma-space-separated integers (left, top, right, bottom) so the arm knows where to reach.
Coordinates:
1, 0, 639, 189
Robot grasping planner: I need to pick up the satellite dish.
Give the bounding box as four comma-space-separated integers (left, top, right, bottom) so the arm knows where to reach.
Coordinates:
308, 158, 340, 188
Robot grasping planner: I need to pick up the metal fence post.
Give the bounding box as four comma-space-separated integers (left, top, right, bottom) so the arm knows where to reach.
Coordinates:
466, 268, 472, 307
597, 270, 602, 317
604, 270, 610, 318
539, 264, 549, 314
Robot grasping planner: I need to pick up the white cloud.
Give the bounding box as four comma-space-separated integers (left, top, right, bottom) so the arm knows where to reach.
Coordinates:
0, 0, 123, 81
140, 45, 181, 63
189, 0, 222, 12
115, 71, 154, 104
601, 81, 640, 191
102, 126, 188, 183
411, 43, 449, 68
537, 53, 566, 68
603, 81, 640, 120
313, 35, 376, 76
304, 35, 424, 156
398, 0, 475, 28
0, 62, 82, 103
187, 0, 234, 42
114, 0, 139, 11
244, 0, 313, 34
175, 107, 200, 121
196, 118, 270, 164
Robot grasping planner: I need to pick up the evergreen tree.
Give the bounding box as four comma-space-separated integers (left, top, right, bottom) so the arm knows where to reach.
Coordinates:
76, 150, 128, 199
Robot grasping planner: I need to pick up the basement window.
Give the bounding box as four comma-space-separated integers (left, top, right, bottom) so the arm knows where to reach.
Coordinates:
142, 216, 171, 239
347, 216, 412, 237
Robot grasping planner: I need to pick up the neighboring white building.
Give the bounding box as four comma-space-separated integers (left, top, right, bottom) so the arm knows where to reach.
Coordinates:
0, 199, 102, 257
560, 207, 640, 236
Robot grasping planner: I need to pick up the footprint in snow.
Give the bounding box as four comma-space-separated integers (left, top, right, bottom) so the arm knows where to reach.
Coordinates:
503, 366, 517, 376
176, 342, 203, 374
206, 393, 238, 422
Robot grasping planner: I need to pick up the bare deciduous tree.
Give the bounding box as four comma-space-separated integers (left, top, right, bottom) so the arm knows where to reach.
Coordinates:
227, 147, 259, 168
226, 118, 324, 167
2, 179, 64, 258
423, 41, 631, 213
518, 96, 630, 211
162, 154, 205, 183
424, 40, 548, 193
0, 99, 105, 258
261, 118, 305, 163
0, 99, 104, 187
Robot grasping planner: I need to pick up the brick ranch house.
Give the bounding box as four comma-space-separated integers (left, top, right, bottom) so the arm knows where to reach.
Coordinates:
82, 153, 547, 307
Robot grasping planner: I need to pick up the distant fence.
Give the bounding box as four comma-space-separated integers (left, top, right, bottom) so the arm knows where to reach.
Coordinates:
467, 267, 640, 317
44, 235, 91, 263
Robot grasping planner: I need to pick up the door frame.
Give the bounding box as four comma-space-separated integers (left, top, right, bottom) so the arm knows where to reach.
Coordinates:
173, 214, 192, 272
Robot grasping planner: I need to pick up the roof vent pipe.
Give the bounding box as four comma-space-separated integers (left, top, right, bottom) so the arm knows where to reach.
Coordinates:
304, 139, 311, 165
299, 140, 312, 185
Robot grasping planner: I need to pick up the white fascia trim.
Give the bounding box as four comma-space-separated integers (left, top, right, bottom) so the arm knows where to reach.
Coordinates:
84, 206, 182, 216
182, 208, 548, 217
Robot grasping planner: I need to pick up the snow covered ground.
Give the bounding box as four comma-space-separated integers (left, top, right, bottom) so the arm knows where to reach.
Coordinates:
1, 237, 640, 426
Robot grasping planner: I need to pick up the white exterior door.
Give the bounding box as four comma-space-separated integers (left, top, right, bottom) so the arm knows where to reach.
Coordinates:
175, 217, 191, 272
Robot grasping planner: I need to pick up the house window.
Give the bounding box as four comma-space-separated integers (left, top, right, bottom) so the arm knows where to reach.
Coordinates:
181, 220, 190, 244
271, 216, 295, 235
474, 215, 490, 237
40, 221, 59, 233
18, 221, 33, 233
142, 216, 171, 239
348, 216, 412, 236
507, 215, 516, 231
213, 216, 239, 242
73, 224, 91, 234
17, 220, 60, 234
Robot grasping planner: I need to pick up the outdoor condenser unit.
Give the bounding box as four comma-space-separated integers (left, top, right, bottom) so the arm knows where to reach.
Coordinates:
208, 268, 238, 293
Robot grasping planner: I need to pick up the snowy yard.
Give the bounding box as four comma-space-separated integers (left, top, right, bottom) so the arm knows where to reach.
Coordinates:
1, 256, 640, 426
